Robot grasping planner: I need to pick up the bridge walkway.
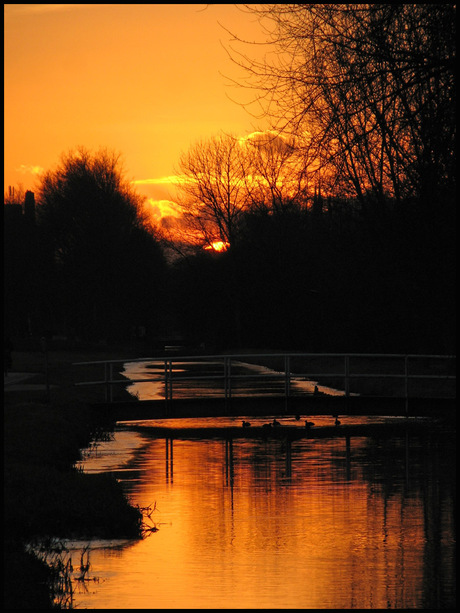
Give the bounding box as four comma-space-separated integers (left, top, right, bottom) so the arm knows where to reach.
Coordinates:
73, 352, 456, 421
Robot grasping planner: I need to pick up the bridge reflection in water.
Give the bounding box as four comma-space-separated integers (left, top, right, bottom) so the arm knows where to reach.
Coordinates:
74, 352, 455, 420
124, 416, 425, 492
159, 431, 347, 487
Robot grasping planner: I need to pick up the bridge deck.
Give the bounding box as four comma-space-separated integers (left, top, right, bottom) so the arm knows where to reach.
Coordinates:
92, 394, 455, 422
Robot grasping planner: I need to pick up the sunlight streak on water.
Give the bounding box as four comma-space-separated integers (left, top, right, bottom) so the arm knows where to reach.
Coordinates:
74, 419, 455, 609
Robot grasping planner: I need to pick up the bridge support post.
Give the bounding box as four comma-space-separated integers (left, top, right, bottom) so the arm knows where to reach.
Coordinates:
224, 357, 232, 411
344, 356, 350, 397
284, 355, 290, 412
104, 362, 113, 403
404, 355, 409, 416
165, 360, 173, 415
104, 362, 108, 403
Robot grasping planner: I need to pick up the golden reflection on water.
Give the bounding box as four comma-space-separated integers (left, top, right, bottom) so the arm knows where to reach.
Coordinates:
74, 425, 454, 609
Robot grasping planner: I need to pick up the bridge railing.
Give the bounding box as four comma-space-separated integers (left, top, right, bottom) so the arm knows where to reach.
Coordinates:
73, 353, 456, 407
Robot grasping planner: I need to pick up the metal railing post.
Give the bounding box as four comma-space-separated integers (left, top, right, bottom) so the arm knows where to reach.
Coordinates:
223, 357, 227, 403
165, 360, 169, 402
227, 357, 232, 401
284, 355, 290, 412
223, 357, 231, 411
109, 362, 113, 403
164, 359, 173, 414
164, 360, 167, 406
404, 355, 409, 415
344, 355, 350, 397
104, 361, 109, 402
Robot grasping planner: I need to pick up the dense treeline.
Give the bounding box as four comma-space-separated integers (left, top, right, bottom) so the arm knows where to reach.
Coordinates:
4, 145, 455, 357
169, 193, 454, 354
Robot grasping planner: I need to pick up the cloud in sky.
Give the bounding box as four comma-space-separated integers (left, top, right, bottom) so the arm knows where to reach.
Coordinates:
16, 164, 45, 176
132, 175, 181, 186
146, 198, 181, 222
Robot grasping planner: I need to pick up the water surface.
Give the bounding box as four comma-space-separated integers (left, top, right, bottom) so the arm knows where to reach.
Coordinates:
73, 413, 455, 609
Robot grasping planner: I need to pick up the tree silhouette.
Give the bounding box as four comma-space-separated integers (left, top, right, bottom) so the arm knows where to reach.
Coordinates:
171, 131, 315, 254
4, 187, 39, 339
173, 133, 251, 251
242, 131, 311, 214
226, 4, 455, 211
36, 147, 166, 342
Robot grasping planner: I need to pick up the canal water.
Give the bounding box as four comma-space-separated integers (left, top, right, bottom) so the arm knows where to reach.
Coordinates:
69, 361, 455, 609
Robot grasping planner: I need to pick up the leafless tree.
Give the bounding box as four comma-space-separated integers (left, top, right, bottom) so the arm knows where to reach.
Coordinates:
173, 133, 252, 250
171, 130, 316, 253
225, 4, 456, 210
242, 130, 312, 213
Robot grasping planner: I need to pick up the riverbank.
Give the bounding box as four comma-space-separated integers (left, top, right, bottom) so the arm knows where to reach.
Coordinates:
4, 344, 151, 609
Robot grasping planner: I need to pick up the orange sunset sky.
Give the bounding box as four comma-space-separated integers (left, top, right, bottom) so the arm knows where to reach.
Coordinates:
4, 3, 268, 223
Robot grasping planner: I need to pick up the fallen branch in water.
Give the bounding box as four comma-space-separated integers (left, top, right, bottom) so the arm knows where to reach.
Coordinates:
137, 501, 161, 536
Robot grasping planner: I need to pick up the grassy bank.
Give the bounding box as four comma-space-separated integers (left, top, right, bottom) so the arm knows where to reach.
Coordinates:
4, 343, 152, 609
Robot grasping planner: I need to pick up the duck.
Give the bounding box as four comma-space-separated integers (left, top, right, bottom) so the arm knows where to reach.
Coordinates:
272, 418, 281, 427
305, 420, 315, 429
334, 416, 341, 426
242, 420, 251, 428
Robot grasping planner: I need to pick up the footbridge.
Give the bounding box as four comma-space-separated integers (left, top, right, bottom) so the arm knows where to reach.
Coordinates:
74, 352, 456, 421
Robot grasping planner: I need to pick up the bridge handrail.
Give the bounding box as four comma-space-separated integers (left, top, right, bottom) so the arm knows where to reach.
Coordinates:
73, 352, 455, 405
73, 352, 456, 365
